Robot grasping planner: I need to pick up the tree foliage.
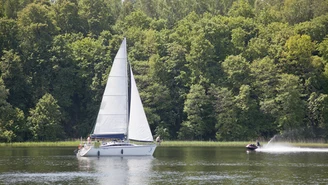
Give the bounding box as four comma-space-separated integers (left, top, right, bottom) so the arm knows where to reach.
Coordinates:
27, 93, 63, 141
1, 0, 328, 142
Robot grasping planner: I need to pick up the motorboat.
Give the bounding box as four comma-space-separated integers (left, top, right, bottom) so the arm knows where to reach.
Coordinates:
246, 144, 258, 150
246, 141, 261, 150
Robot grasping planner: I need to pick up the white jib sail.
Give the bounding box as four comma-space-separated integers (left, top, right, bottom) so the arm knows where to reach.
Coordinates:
93, 38, 128, 136
128, 68, 154, 142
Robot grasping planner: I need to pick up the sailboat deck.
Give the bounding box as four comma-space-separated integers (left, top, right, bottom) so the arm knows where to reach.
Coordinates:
102, 142, 135, 147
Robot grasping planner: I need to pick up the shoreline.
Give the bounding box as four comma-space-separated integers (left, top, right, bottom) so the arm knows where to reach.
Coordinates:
0, 141, 328, 147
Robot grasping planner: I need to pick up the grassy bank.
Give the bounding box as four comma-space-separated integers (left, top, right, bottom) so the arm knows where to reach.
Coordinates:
0, 141, 81, 147
159, 141, 248, 147
1, 140, 328, 147
157, 141, 328, 147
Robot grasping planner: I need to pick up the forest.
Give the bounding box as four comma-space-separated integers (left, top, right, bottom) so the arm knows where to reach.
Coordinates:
1, 0, 328, 142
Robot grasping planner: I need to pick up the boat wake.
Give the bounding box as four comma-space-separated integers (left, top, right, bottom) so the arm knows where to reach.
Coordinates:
256, 144, 328, 153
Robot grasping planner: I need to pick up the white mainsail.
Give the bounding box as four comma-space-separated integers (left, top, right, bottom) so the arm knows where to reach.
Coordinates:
128, 69, 154, 142
93, 38, 128, 137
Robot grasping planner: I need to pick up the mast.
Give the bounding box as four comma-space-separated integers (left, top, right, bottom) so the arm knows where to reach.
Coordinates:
125, 38, 130, 142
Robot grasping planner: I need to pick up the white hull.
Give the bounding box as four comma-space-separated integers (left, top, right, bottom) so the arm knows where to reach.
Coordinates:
77, 143, 157, 157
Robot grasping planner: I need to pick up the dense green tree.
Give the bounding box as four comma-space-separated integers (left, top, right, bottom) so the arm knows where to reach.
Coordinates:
294, 14, 328, 42
221, 55, 251, 91
70, 36, 110, 89
17, 2, 56, 55
225, 16, 259, 56
231, 27, 248, 52
210, 86, 239, 141
0, 78, 26, 142
104, 0, 123, 22
250, 57, 280, 110
307, 92, 328, 139
311, 0, 328, 18
282, 0, 312, 25
304, 56, 326, 93
275, 74, 306, 131
228, 0, 255, 18
258, 22, 293, 59
244, 37, 269, 61
280, 34, 316, 82
49, 33, 84, 136
235, 84, 263, 139
178, 84, 215, 140
186, 33, 217, 85
199, 14, 232, 62
250, 58, 280, 136
78, 0, 113, 36
0, 50, 31, 111
318, 37, 328, 61
1, 0, 20, 18
284, 34, 314, 62
254, 0, 281, 25
152, 0, 187, 27
50, 0, 84, 34
126, 29, 159, 62
0, 18, 18, 55
16, 2, 57, 104
27, 93, 63, 141
169, 12, 200, 51
118, 10, 152, 32
160, 42, 190, 138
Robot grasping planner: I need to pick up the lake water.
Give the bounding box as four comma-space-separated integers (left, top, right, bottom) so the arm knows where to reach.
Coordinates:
1, 145, 328, 184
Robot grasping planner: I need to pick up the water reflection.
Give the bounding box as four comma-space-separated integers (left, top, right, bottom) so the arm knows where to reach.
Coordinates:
0, 172, 95, 184
77, 156, 154, 185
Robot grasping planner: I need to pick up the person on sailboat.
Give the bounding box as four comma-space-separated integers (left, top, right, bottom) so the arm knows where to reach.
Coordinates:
87, 136, 91, 144
94, 140, 100, 148
156, 136, 161, 145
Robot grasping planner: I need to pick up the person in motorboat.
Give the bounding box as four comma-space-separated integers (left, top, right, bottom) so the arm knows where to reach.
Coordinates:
246, 140, 261, 150
256, 140, 261, 147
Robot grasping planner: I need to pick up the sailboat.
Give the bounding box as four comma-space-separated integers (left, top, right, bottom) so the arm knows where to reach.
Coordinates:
77, 38, 157, 157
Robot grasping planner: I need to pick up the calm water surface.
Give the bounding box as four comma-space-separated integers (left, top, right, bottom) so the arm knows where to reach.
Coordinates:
0, 145, 328, 184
